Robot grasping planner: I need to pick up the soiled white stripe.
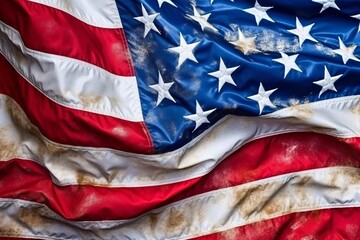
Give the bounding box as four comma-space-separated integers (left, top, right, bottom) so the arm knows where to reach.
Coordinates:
1, 93, 360, 187
0, 20, 143, 122
1, 167, 360, 240
27, 0, 123, 29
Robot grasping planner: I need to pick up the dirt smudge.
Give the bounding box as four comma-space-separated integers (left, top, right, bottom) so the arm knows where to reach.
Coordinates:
20, 208, 44, 227
105, 168, 125, 183
346, 224, 360, 239
290, 215, 309, 230
112, 43, 130, 62
351, 104, 360, 116
148, 212, 159, 231
166, 208, 186, 232
0, 223, 23, 237
3, 96, 91, 177
233, 174, 317, 222
62, 0, 72, 12
112, 126, 128, 138
288, 100, 314, 121
263, 201, 283, 216
0, 127, 20, 158
297, 176, 311, 187
78, 94, 102, 109
343, 167, 360, 185
6, 97, 35, 134
19, 207, 50, 231
76, 170, 96, 185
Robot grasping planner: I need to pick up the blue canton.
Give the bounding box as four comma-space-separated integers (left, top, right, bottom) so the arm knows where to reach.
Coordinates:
115, 0, 360, 153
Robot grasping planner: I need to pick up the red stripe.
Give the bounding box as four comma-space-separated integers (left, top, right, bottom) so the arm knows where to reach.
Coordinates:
171, 131, 360, 203
0, 159, 198, 221
0, 0, 134, 76
0, 132, 359, 221
192, 208, 360, 239
0, 52, 152, 154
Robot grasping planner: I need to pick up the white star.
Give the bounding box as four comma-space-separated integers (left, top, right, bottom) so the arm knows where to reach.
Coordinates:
333, 37, 360, 64
352, 14, 360, 20
312, 0, 340, 13
351, 14, 360, 32
168, 33, 200, 68
208, 58, 240, 92
184, 101, 216, 132
187, 6, 218, 32
248, 83, 277, 115
157, 0, 177, 8
273, 52, 302, 79
230, 28, 260, 55
313, 66, 343, 97
149, 72, 176, 106
243, 0, 275, 26
134, 4, 160, 38
287, 17, 317, 47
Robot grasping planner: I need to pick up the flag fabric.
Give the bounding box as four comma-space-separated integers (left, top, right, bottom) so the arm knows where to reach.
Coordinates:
1, 0, 360, 239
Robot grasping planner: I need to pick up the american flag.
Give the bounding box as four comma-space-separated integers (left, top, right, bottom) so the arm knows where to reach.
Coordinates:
1, 0, 360, 239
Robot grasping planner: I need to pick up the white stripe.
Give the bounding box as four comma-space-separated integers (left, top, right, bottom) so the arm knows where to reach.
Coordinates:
0, 21, 143, 122
1, 167, 360, 239
27, 0, 123, 29
1, 94, 360, 187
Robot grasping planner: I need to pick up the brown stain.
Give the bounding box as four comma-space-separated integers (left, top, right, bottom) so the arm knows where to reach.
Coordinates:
263, 201, 282, 216
325, 167, 360, 194
105, 168, 125, 183
234, 186, 267, 219
148, 212, 160, 230
184, 120, 232, 170
233, 176, 316, 222
6, 94, 83, 152
0, 127, 20, 158
45, 142, 68, 156
78, 94, 102, 109
288, 102, 314, 121
351, 104, 360, 116
109, 97, 122, 107
3, 96, 107, 186
0, 224, 22, 237
309, 126, 330, 134
327, 169, 339, 188
233, 188, 247, 205
6, 97, 34, 133
166, 208, 186, 231
19, 207, 47, 230
12, 44, 26, 65
343, 167, 360, 185
232, 38, 258, 55
76, 170, 96, 185
296, 176, 311, 187
293, 176, 311, 204
62, 0, 72, 12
